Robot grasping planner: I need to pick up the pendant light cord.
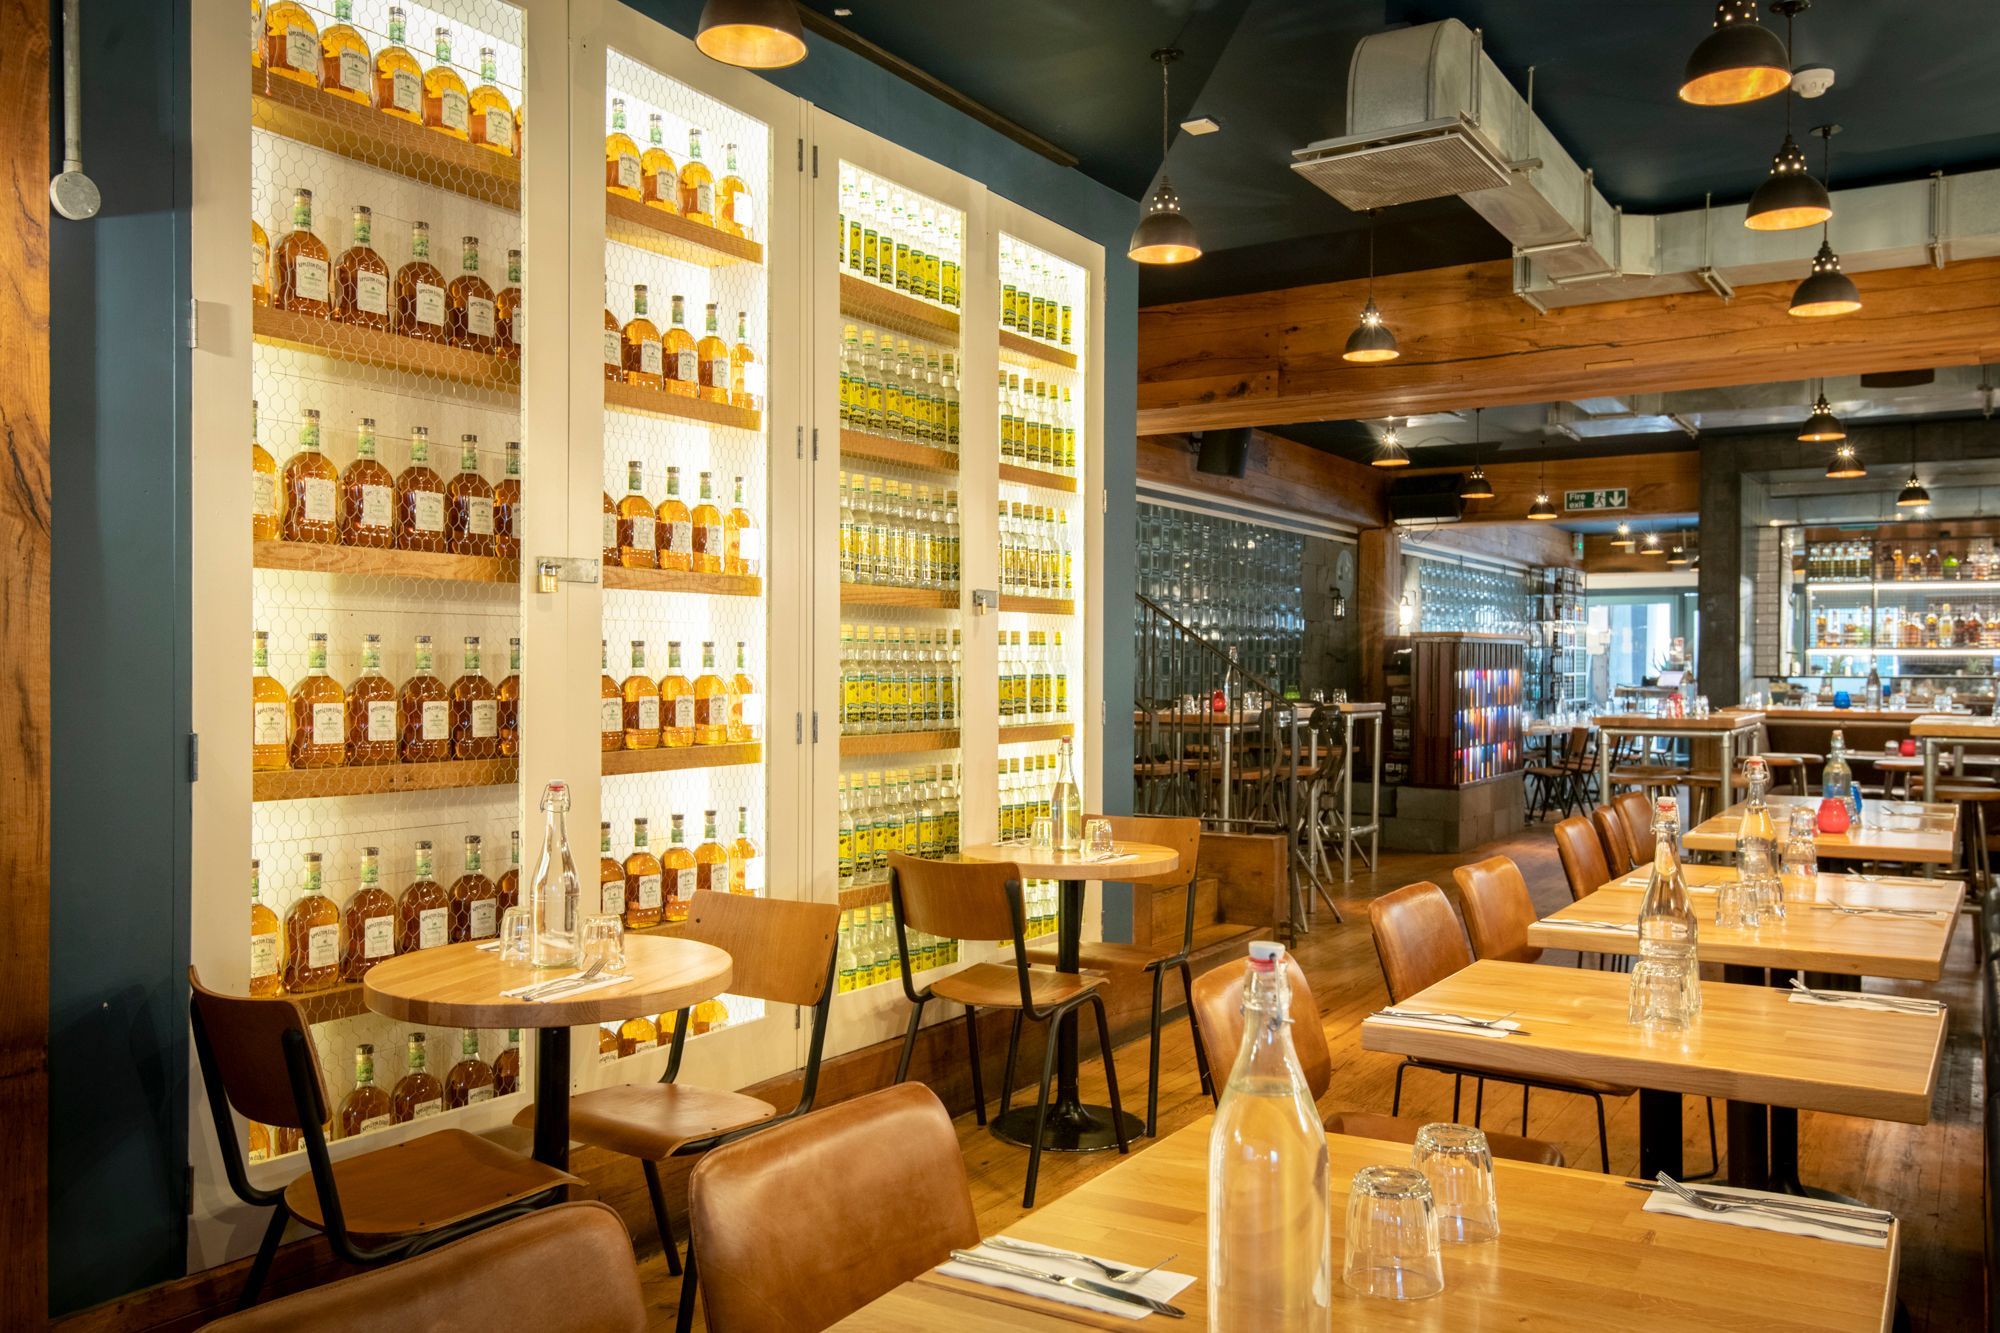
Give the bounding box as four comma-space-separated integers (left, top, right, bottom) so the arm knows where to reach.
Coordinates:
1159, 54, 1169, 160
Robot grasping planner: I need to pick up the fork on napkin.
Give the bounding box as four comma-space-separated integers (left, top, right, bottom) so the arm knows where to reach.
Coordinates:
1786, 984, 1942, 1015
936, 1241, 1194, 1320
1365, 1009, 1525, 1038
499, 971, 627, 1002
1640, 1180, 1893, 1248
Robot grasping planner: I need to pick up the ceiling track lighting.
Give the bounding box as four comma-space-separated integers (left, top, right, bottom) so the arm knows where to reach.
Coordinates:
1343, 210, 1400, 364
695, 0, 808, 69
1746, 3, 1832, 232
1458, 408, 1495, 500
1129, 48, 1202, 265
1790, 124, 1863, 317
1826, 442, 1865, 479
1370, 424, 1410, 468
1610, 521, 1636, 551
1798, 384, 1845, 442
1680, 0, 1791, 105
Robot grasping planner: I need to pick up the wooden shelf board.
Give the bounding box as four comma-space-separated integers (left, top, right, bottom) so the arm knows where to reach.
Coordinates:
254, 757, 518, 802
838, 430, 959, 476
604, 192, 763, 267
601, 742, 764, 776
999, 723, 1075, 745
996, 463, 1079, 494
254, 540, 517, 585
604, 380, 763, 431
251, 70, 519, 209
999, 594, 1075, 615
838, 274, 960, 340
253, 305, 519, 390
998, 328, 1078, 370
625, 919, 690, 940
603, 566, 763, 597
839, 584, 959, 610
838, 729, 962, 757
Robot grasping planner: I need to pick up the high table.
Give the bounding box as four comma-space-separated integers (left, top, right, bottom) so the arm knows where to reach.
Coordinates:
1912, 712, 2000, 800
1595, 708, 1764, 819
837, 1122, 1903, 1331
1684, 793, 1957, 869
1360, 959, 1945, 1189
1328, 701, 1383, 886
959, 841, 1179, 1153
362, 935, 733, 1169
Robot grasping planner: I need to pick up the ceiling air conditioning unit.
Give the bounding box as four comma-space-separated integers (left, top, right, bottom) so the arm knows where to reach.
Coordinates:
1292, 113, 1513, 211
1387, 474, 1465, 526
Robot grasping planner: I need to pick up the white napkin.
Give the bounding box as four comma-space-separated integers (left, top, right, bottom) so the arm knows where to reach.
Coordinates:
1621, 875, 1715, 892
499, 972, 630, 1001
1364, 1011, 1522, 1038
1786, 990, 1942, 1015
1557, 919, 1639, 933
1642, 1185, 1891, 1248
936, 1241, 1194, 1321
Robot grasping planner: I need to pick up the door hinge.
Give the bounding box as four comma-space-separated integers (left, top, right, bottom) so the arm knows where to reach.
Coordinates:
187, 732, 199, 781
1099, 488, 1108, 514
812, 711, 820, 743
185, 298, 199, 349
811, 426, 820, 461
812, 144, 820, 178
795, 424, 804, 459
797, 138, 805, 173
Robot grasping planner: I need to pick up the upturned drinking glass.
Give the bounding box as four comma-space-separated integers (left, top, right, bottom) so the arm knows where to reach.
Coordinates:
1412, 1123, 1498, 1244
1341, 1165, 1444, 1300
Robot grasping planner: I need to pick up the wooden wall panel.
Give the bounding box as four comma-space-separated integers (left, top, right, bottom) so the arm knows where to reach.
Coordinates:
0, 0, 52, 1324
1409, 521, 1579, 569
1402, 451, 1699, 525
1138, 431, 1385, 529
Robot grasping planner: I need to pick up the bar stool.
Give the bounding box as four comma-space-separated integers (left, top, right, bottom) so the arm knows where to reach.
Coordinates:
1936, 784, 1999, 898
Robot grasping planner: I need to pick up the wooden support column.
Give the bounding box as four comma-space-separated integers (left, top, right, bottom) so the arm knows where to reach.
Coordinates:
1357, 527, 1402, 703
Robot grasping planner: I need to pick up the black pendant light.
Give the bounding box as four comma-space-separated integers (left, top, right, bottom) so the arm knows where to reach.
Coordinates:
1798, 382, 1845, 442
1610, 521, 1637, 551
1826, 442, 1865, 479
1526, 460, 1558, 520
1790, 124, 1863, 317
1667, 534, 1691, 566
1680, 0, 1791, 105
1343, 211, 1400, 364
1129, 49, 1202, 265
1746, 4, 1831, 232
1370, 423, 1410, 468
1458, 409, 1495, 500
1642, 527, 1667, 555
696, 0, 807, 69
1897, 429, 1930, 507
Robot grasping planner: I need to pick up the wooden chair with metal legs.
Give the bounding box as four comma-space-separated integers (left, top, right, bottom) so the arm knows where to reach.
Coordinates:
888, 852, 1129, 1208
512, 892, 841, 1333
1188, 952, 1566, 1166
687, 1083, 980, 1333
187, 968, 579, 1310
1367, 882, 1631, 1173
1554, 815, 1612, 903
1614, 789, 1655, 864
1021, 813, 1208, 1135
1592, 803, 1638, 877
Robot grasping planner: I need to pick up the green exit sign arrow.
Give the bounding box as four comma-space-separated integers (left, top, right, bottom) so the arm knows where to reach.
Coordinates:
1563, 488, 1628, 512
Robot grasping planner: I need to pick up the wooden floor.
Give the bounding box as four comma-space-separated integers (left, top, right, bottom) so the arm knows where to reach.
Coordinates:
634, 825, 1986, 1331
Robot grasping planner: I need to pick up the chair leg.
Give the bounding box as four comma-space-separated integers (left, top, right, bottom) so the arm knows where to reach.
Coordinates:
964, 1005, 987, 1127
1473, 1077, 1484, 1126
1706, 1097, 1719, 1176
1392, 1061, 1407, 1115
1089, 995, 1130, 1156
1182, 961, 1213, 1100
237, 1205, 289, 1309
1023, 1017, 1062, 1209
1594, 1094, 1610, 1173
642, 1158, 683, 1277
1145, 968, 1167, 1137
1451, 1074, 1462, 1121
999, 1008, 1024, 1118
893, 996, 928, 1084
1520, 1086, 1530, 1136
673, 1230, 699, 1333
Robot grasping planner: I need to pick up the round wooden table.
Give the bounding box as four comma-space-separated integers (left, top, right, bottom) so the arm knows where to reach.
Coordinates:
958, 841, 1180, 1154
363, 936, 733, 1168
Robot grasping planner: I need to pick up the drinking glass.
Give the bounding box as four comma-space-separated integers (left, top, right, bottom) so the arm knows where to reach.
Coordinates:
1342, 1165, 1444, 1299
1030, 816, 1053, 849
1413, 1123, 1499, 1244
1084, 818, 1114, 858
578, 913, 626, 974
497, 906, 532, 964
1626, 957, 1693, 1032
1713, 876, 1749, 929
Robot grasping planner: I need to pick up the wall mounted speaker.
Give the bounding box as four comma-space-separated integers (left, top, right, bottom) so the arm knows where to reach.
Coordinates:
1194, 428, 1252, 477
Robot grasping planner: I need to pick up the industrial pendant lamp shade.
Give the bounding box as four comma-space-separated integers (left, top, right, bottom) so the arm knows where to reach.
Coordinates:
1680, 0, 1791, 105
1526, 493, 1559, 520
1343, 212, 1399, 363
1667, 535, 1691, 566
1897, 471, 1931, 508
1791, 240, 1862, 316
1642, 529, 1666, 554
695, 0, 807, 68
1746, 134, 1831, 230
1130, 49, 1202, 265
1825, 444, 1865, 479
1370, 426, 1410, 468
1611, 522, 1636, 551
1798, 391, 1845, 442
1458, 465, 1495, 501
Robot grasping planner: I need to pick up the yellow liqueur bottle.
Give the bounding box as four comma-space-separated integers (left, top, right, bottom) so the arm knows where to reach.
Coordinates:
288, 631, 346, 769
495, 251, 522, 361
444, 1031, 495, 1108
449, 635, 498, 760
730, 805, 762, 896
390, 1032, 443, 1122
623, 817, 663, 929
422, 27, 470, 141
725, 474, 760, 577
339, 1044, 393, 1137
718, 143, 753, 239
604, 97, 642, 201
397, 839, 449, 953
662, 295, 697, 398
394, 220, 447, 343
250, 859, 281, 997
448, 833, 497, 942
599, 640, 622, 752
617, 459, 657, 568
252, 630, 288, 770
493, 441, 521, 561
399, 633, 450, 762
691, 470, 724, 574
621, 284, 663, 389
496, 635, 520, 758
622, 640, 661, 749
339, 417, 394, 548
678, 127, 715, 227
729, 640, 759, 743
445, 434, 495, 557
447, 236, 497, 353
280, 408, 336, 545
730, 311, 760, 412
340, 632, 395, 767
496, 828, 521, 917
262, 0, 320, 87
695, 809, 728, 897
656, 466, 692, 573
661, 814, 695, 923
395, 425, 448, 553
469, 47, 516, 157
341, 845, 395, 981
602, 285, 622, 384
318, 0, 370, 104
599, 821, 626, 918
616, 1015, 657, 1057
251, 400, 279, 542
696, 304, 731, 405
282, 851, 339, 993
273, 188, 330, 317
641, 112, 678, 213
332, 205, 388, 330
660, 640, 694, 747
251, 218, 269, 306
373, 7, 422, 124
694, 641, 730, 746
493, 1029, 520, 1096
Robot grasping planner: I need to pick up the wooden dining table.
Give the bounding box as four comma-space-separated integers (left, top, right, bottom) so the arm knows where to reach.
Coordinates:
836, 1121, 1903, 1331
1911, 712, 2000, 799
1683, 794, 1957, 868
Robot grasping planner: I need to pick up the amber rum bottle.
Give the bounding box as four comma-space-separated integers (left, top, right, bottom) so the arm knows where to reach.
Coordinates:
695, 809, 728, 897
281, 852, 340, 993
496, 828, 521, 916
280, 409, 338, 545
493, 441, 522, 561
393, 220, 448, 343
621, 285, 663, 389
252, 630, 289, 771
730, 805, 762, 896
373, 7, 422, 124
599, 821, 626, 918
656, 466, 692, 573
399, 634, 450, 762
662, 814, 696, 923
273, 188, 330, 316
468, 47, 516, 157
729, 640, 759, 743
602, 285, 623, 384
250, 859, 281, 997
332, 204, 389, 330
288, 631, 346, 769
678, 128, 715, 226
730, 312, 760, 412
339, 1044, 393, 1137
663, 295, 697, 398
251, 400, 279, 541
696, 304, 731, 405
447, 236, 497, 353
340, 845, 395, 981
395, 425, 448, 552
617, 460, 658, 568
691, 471, 724, 574
497, 635, 520, 758
605, 98, 642, 201
450, 636, 498, 760
718, 143, 752, 239
445, 1031, 495, 1108
694, 641, 730, 745
251, 219, 270, 307
262, 3, 320, 89
345, 634, 397, 766
725, 474, 760, 576
493, 1028, 520, 1095
316, 0, 369, 103
495, 251, 522, 360
642, 112, 678, 212
600, 640, 622, 752
397, 839, 449, 953
616, 1015, 657, 1057
622, 641, 661, 749
390, 1033, 444, 1122
421, 27, 470, 141
446, 435, 496, 557
338, 417, 395, 548
624, 817, 664, 929
448, 833, 498, 942
660, 641, 694, 747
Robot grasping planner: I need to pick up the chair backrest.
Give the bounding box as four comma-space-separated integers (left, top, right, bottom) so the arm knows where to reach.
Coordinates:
886, 852, 1020, 943
1093, 813, 1202, 953
1366, 881, 1472, 1002
1451, 857, 1540, 963
1189, 952, 1331, 1103
1553, 815, 1610, 902
1614, 790, 1654, 858
1563, 726, 1591, 764
199, 1201, 646, 1332
1591, 804, 1636, 876
688, 1083, 979, 1333
681, 891, 840, 1008
187, 967, 327, 1131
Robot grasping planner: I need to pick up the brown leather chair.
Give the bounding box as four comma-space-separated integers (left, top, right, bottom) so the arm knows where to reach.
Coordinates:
1451, 856, 1543, 965
1614, 789, 1658, 866
1189, 952, 1564, 1167
888, 852, 1128, 1207
199, 1201, 644, 1332
1553, 815, 1611, 902
187, 969, 579, 1309
1367, 882, 1626, 1171
1591, 805, 1637, 877
688, 1083, 980, 1333
1022, 813, 1208, 1134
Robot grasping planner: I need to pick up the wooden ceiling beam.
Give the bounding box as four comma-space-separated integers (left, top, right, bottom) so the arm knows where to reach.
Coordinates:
1137, 257, 2000, 434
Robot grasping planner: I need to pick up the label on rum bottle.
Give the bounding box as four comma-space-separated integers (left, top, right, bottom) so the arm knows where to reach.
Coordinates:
693, 184, 715, 218
414, 282, 445, 327
674, 349, 697, 385
601, 881, 624, 915
636, 696, 660, 731
365, 700, 396, 743
603, 329, 621, 368
355, 271, 388, 317
307, 924, 338, 969
697, 696, 727, 727
363, 915, 394, 959
357, 484, 392, 530
637, 339, 663, 377
250, 933, 278, 979
745, 858, 765, 893
421, 700, 449, 741
697, 863, 724, 895
412, 1097, 443, 1119
254, 703, 286, 745
417, 907, 448, 950
601, 511, 617, 551
466, 497, 494, 536
411, 492, 445, 533
484, 109, 514, 152
337, 50, 368, 91
600, 698, 621, 735
702, 354, 729, 391
284, 26, 315, 70
674, 868, 696, 902
312, 702, 343, 745
665, 519, 691, 555
470, 897, 497, 938
634, 874, 661, 909
293, 255, 329, 303
742, 695, 764, 728
440, 91, 469, 134
252, 237, 267, 289
391, 71, 421, 115
671, 696, 693, 729
253, 470, 277, 518
627, 515, 655, 552
467, 1084, 493, 1103
599, 1044, 617, 1066
614, 155, 640, 192
466, 296, 496, 339
699, 522, 723, 558
360, 1113, 391, 1132
471, 700, 497, 738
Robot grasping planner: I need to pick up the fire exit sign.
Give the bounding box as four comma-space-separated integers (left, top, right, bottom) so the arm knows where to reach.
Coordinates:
1564, 488, 1628, 512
